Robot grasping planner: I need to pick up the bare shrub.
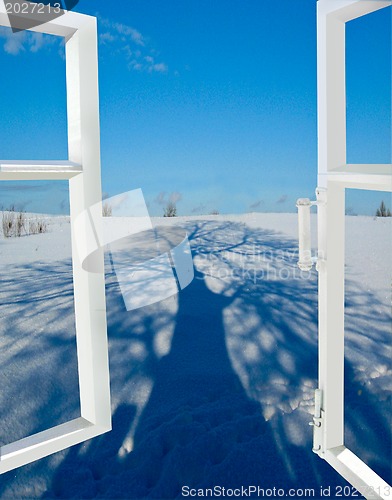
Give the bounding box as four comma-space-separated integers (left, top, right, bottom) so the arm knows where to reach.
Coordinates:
163, 201, 177, 217
15, 211, 26, 237
102, 202, 113, 217
1, 207, 48, 238
29, 218, 48, 235
2, 209, 15, 238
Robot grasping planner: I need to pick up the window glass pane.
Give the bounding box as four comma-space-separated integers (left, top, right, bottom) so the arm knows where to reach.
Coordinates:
346, 7, 391, 164
0, 181, 79, 446
344, 189, 392, 484
0, 28, 68, 160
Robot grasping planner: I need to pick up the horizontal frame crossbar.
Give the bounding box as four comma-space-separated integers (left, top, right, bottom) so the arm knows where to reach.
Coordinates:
320, 165, 392, 191
331, 164, 392, 175
0, 161, 83, 180
319, 175, 392, 192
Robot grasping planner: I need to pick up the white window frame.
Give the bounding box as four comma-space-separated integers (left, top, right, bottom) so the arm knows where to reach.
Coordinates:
315, 1, 392, 498
0, 1, 111, 473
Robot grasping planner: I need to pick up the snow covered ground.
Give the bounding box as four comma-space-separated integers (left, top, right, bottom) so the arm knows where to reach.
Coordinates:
0, 213, 390, 499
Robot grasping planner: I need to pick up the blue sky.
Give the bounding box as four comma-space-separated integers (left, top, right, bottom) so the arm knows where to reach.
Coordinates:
0, 0, 390, 216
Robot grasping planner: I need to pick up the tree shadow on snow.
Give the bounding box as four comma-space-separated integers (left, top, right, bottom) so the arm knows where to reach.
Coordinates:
0, 220, 390, 498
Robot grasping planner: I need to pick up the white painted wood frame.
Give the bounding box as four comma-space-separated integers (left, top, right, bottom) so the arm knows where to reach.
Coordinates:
316, 1, 391, 498
0, 1, 111, 473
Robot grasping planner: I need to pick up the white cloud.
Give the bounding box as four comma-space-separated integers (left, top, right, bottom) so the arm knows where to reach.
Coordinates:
29, 32, 55, 53
0, 19, 168, 74
0, 27, 25, 55
130, 61, 143, 71
100, 32, 116, 44
0, 27, 58, 55
150, 62, 168, 74
113, 22, 145, 46
4, 35, 25, 55
98, 16, 168, 74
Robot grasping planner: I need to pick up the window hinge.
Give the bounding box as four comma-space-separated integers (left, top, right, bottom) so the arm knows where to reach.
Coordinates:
309, 389, 324, 455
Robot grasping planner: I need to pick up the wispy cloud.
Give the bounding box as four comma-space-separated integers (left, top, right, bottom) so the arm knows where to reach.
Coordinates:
154, 191, 182, 206
250, 200, 264, 210
169, 192, 182, 204
276, 195, 288, 204
111, 22, 145, 46
0, 27, 60, 55
0, 19, 165, 73
59, 198, 69, 213
99, 32, 116, 44
154, 192, 167, 206
98, 16, 168, 74
191, 204, 206, 214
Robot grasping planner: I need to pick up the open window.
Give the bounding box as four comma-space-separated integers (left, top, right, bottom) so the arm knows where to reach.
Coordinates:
0, 1, 111, 473
313, 1, 392, 498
